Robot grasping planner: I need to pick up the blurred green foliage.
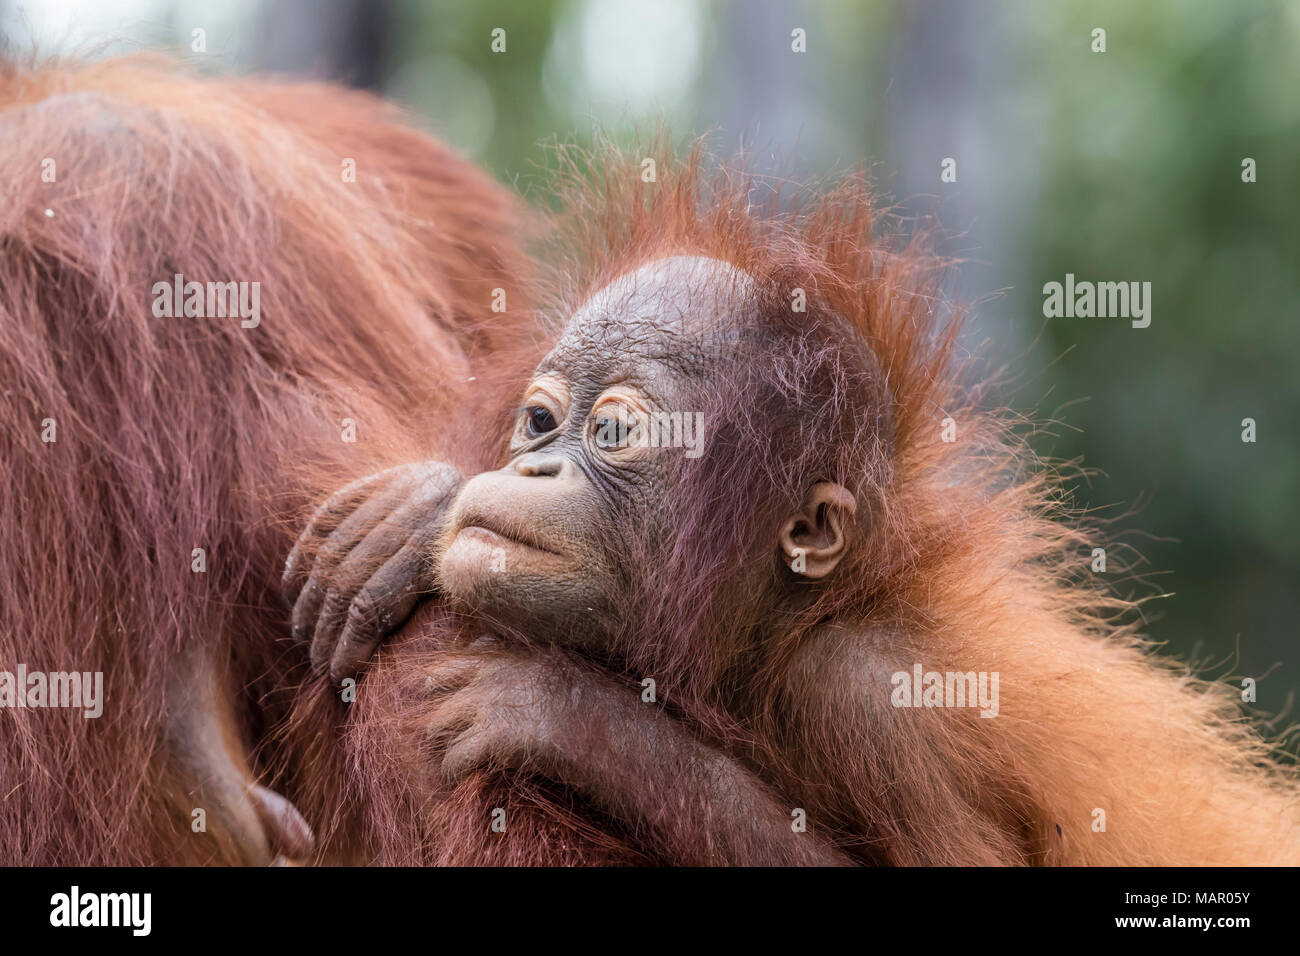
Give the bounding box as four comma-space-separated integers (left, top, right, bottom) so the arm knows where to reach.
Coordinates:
1016, 0, 1300, 736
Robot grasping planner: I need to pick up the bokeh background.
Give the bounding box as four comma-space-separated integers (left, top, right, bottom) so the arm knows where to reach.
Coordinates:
3, 0, 1296, 737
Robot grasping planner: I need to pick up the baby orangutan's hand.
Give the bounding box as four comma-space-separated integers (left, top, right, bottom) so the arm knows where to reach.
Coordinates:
283, 461, 463, 683
421, 638, 849, 866
423, 639, 594, 784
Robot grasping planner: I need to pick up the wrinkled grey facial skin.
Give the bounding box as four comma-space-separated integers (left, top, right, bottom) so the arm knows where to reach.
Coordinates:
549, 256, 754, 377
439, 256, 757, 649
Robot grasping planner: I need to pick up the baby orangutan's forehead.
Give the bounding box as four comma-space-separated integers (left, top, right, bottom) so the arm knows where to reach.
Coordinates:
547, 256, 757, 372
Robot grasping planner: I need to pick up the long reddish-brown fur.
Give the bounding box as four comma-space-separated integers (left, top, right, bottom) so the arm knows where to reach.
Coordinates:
2, 56, 1295, 865
0, 54, 536, 864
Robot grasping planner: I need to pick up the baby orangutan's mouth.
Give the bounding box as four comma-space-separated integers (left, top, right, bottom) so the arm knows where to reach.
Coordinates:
455, 519, 565, 558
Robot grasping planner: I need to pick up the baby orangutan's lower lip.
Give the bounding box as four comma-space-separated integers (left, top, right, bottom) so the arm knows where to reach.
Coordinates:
456, 524, 565, 558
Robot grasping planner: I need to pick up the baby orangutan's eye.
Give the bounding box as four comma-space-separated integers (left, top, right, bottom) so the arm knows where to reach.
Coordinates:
590, 399, 649, 457
592, 413, 629, 450
587, 388, 652, 459
518, 375, 570, 442
526, 405, 557, 437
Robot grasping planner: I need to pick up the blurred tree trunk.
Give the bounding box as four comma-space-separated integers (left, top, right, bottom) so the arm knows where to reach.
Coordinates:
887, 0, 1028, 350
704, 0, 1025, 348
253, 0, 387, 89
708, 0, 809, 167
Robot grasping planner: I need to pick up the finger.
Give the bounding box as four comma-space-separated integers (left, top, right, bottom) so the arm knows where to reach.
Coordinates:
314, 468, 462, 677
247, 784, 315, 861
425, 680, 483, 764
281, 468, 397, 607
291, 468, 429, 644
309, 521, 419, 671
309, 587, 362, 674
291, 461, 458, 635
283, 461, 447, 608
422, 656, 482, 698
440, 726, 496, 783
328, 534, 437, 682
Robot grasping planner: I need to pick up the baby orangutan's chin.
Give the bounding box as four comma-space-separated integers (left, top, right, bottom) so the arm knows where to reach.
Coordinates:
438, 527, 616, 646
439, 525, 572, 614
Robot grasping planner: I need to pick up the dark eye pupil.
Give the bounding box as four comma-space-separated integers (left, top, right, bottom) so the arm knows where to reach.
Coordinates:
527, 406, 556, 436
595, 415, 628, 449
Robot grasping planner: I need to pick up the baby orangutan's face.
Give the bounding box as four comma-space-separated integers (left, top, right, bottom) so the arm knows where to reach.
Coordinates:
440, 257, 742, 645
439, 255, 856, 649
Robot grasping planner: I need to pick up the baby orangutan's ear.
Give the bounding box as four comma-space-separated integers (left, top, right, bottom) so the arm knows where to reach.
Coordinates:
779, 482, 856, 579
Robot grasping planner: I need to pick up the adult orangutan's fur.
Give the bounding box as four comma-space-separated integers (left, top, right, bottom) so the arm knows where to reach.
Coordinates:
0, 56, 1295, 865
0, 55, 534, 864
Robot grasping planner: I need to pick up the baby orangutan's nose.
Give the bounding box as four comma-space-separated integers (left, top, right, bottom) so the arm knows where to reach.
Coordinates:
513, 453, 567, 478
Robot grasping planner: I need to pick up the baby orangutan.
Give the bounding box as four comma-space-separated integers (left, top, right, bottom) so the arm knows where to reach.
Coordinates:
286, 256, 854, 864
287, 239, 1300, 865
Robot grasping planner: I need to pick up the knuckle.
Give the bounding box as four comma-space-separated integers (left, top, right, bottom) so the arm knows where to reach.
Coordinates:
421, 463, 461, 498
315, 595, 348, 637
321, 588, 348, 618
317, 537, 348, 566
330, 472, 374, 506
348, 586, 402, 638
347, 591, 376, 628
